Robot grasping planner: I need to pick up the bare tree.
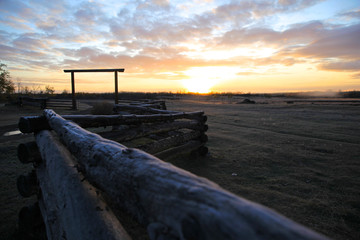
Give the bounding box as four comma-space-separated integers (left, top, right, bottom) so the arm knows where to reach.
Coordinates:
0, 63, 15, 94
45, 85, 55, 95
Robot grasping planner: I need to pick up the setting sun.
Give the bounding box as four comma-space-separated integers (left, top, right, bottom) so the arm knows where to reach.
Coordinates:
182, 78, 213, 93
182, 66, 239, 93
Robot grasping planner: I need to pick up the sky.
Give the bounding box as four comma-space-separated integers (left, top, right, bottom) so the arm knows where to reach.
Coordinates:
0, 0, 360, 93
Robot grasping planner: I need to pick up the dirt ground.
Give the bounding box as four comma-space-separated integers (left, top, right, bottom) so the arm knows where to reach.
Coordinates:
0, 97, 359, 239
167, 97, 360, 240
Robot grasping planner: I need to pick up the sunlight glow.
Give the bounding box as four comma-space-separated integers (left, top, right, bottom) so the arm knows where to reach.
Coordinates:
182, 66, 239, 93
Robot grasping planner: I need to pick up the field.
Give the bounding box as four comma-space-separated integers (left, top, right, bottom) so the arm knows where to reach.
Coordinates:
1, 96, 360, 239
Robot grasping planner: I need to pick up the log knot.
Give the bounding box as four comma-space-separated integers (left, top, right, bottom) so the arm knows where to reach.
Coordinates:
147, 222, 178, 240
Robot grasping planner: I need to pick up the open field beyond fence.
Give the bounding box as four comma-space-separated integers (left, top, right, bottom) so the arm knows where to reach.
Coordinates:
1, 96, 359, 239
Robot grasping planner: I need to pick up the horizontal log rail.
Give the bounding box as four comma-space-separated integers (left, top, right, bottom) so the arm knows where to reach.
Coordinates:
19, 111, 206, 133
98, 120, 208, 142
114, 104, 179, 114
46, 99, 75, 109
138, 130, 205, 154
18, 96, 48, 109
154, 140, 207, 160
18, 97, 79, 109
24, 109, 326, 240
129, 101, 166, 110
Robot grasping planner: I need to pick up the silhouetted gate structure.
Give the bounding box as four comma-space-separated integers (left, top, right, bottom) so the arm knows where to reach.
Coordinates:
64, 68, 125, 109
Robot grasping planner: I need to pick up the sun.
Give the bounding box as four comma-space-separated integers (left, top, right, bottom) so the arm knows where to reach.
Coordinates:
181, 67, 220, 93
181, 66, 238, 93
182, 78, 215, 93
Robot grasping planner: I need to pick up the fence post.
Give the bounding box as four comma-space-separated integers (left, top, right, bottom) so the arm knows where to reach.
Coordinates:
115, 71, 118, 104
71, 71, 76, 110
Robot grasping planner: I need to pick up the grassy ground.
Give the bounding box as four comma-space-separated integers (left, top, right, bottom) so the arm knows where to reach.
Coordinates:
0, 98, 359, 239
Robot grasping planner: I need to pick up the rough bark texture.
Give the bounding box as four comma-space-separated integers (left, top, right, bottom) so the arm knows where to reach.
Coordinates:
41, 109, 328, 240
35, 130, 131, 240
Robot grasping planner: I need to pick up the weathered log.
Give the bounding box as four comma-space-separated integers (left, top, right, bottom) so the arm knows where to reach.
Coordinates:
17, 170, 38, 197
141, 100, 166, 110
99, 120, 208, 142
19, 111, 206, 133
42, 109, 328, 240
35, 130, 131, 240
17, 142, 42, 164
128, 103, 163, 109
138, 130, 205, 154
130, 100, 166, 107
114, 104, 179, 114
154, 140, 205, 160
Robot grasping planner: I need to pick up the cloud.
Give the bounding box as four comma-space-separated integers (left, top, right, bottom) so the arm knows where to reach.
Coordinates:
291, 24, 360, 59
12, 34, 50, 50
319, 60, 360, 71
351, 73, 360, 79
339, 8, 360, 20
219, 20, 326, 47
277, 0, 326, 11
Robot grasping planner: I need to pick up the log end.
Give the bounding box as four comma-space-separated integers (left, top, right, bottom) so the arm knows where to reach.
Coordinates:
17, 142, 41, 164
202, 124, 209, 132
18, 203, 46, 239
201, 115, 208, 123
18, 116, 50, 133
18, 117, 33, 133
198, 146, 208, 156
17, 171, 38, 198
199, 134, 208, 143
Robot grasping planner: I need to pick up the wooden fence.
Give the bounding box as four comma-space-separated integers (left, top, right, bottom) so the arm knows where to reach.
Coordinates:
18, 97, 78, 109
15, 102, 328, 239
18, 96, 47, 109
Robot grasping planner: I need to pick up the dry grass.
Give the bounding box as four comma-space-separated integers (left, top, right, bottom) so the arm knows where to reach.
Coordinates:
1, 98, 359, 239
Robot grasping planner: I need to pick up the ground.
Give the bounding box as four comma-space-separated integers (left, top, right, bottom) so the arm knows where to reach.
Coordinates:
0, 97, 359, 239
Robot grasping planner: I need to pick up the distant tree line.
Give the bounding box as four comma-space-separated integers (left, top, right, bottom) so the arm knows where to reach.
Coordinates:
1, 62, 359, 101
0, 63, 57, 102
339, 91, 360, 98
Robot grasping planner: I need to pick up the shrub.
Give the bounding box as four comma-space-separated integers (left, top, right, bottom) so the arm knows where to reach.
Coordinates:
91, 101, 114, 115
